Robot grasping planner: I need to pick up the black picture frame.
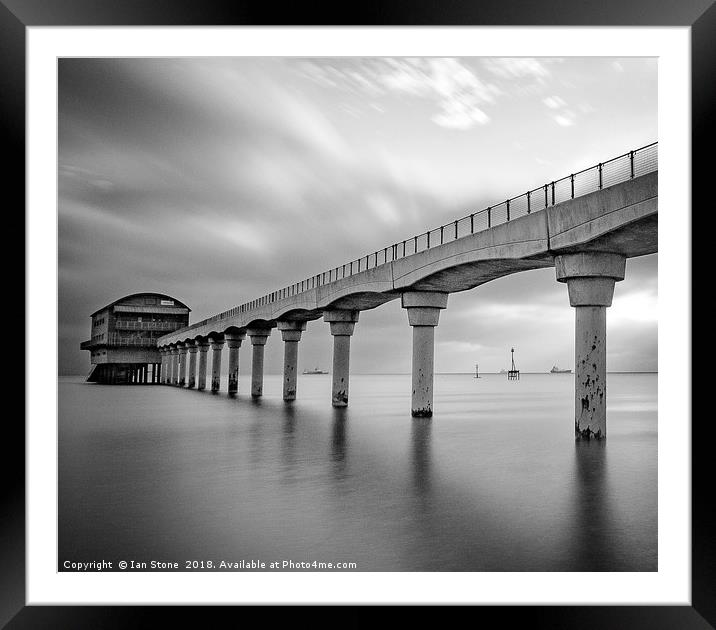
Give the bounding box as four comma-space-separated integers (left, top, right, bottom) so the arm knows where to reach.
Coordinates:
5, 0, 708, 626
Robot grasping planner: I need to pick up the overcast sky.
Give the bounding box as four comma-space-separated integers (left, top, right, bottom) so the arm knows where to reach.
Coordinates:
58, 57, 657, 375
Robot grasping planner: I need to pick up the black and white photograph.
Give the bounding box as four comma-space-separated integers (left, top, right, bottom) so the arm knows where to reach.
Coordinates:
6, 7, 703, 618
58, 55, 659, 574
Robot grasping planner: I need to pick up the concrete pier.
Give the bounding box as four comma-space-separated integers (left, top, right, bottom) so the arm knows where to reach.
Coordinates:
556, 252, 626, 440
225, 331, 246, 395
177, 343, 187, 387
247, 328, 272, 397
197, 340, 209, 391
401, 292, 449, 417
278, 321, 307, 401
186, 341, 197, 389
149, 163, 657, 429
209, 337, 224, 393
324, 311, 359, 407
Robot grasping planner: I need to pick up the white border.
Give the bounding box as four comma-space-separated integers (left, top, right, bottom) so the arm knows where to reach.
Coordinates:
28, 26, 691, 604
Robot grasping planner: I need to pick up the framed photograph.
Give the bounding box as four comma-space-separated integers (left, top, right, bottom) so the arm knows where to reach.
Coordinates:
7, 0, 708, 625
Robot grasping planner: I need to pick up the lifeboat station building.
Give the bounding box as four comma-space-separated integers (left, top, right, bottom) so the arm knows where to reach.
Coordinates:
80, 293, 190, 384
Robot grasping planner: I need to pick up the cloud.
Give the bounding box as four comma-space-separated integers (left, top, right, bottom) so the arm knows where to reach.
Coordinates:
540, 93, 578, 127
297, 58, 500, 130
195, 219, 270, 255
58, 58, 658, 375
366, 193, 401, 225
481, 58, 552, 80
542, 96, 567, 109
553, 114, 575, 127
610, 288, 658, 324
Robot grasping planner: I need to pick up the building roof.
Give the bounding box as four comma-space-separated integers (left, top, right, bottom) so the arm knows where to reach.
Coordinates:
90, 292, 191, 317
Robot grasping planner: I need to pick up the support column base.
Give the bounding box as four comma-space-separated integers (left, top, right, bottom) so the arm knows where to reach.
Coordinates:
575, 422, 605, 441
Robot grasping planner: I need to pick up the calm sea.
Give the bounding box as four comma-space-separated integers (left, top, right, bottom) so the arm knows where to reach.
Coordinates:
58, 372, 657, 572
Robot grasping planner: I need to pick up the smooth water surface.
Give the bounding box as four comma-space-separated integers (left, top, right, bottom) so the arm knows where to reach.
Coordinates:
58, 372, 657, 571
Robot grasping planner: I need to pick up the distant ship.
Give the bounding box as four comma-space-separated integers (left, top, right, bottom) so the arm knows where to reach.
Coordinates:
303, 367, 328, 375
550, 365, 572, 373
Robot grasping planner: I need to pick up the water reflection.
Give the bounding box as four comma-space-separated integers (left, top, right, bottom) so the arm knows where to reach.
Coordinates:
280, 404, 297, 479
411, 418, 432, 498
570, 439, 618, 570
330, 409, 348, 481
247, 408, 266, 467
59, 374, 657, 572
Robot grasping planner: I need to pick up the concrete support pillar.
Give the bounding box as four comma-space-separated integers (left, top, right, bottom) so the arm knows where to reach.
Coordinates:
164, 350, 172, 384
169, 348, 177, 385
177, 343, 187, 387
186, 341, 197, 389
174, 350, 180, 385
247, 328, 273, 397
197, 341, 210, 391
225, 332, 246, 395
278, 321, 307, 401
555, 252, 626, 440
323, 311, 359, 407
159, 350, 166, 384
401, 292, 449, 417
209, 338, 225, 393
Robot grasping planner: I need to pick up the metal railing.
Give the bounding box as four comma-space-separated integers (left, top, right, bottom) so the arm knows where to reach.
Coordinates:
81, 334, 159, 347
186, 142, 658, 332
114, 320, 185, 331
107, 334, 157, 347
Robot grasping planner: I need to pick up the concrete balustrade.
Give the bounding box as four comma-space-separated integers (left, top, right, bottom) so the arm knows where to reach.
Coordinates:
196, 340, 210, 390
555, 252, 626, 440
401, 291, 449, 417
225, 332, 246, 395
323, 310, 359, 407
247, 327, 273, 397
278, 321, 307, 401
209, 337, 224, 393
186, 340, 197, 388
